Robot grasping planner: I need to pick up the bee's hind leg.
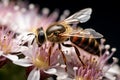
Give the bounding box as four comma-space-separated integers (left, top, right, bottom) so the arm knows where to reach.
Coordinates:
62, 43, 85, 65
58, 43, 68, 72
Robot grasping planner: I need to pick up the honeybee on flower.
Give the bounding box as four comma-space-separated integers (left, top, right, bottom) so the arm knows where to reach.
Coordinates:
0, 0, 119, 80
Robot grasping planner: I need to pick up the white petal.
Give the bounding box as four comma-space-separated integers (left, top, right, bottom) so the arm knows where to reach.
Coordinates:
44, 68, 57, 74
107, 64, 120, 74
57, 74, 68, 80
21, 46, 33, 58
13, 58, 33, 67
16, 32, 35, 46
56, 71, 68, 80
27, 68, 40, 80
4, 54, 18, 61
12, 46, 28, 52
57, 78, 73, 80
104, 72, 116, 80
0, 51, 3, 56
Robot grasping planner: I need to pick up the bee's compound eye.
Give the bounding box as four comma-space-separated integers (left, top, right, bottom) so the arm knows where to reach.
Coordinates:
46, 24, 66, 36
37, 28, 46, 44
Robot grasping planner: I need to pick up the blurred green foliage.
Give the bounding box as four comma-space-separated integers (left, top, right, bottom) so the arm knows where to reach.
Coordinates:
0, 61, 26, 80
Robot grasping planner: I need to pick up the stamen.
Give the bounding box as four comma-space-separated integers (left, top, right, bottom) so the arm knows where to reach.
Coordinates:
104, 47, 116, 63
73, 67, 78, 79
29, 4, 35, 10
111, 48, 116, 52
21, 8, 27, 13
63, 10, 70, 16
60, 10, 70, 20
100, 38, 106, 44
60, 64, 66, 68
99, 38, 106, 50
14, 5, 20, 11
73, 66, 78, 71
105, 44, 110, 50
55, 63, 60, 66
42, 7, 50, 16
105, 51, 110, 55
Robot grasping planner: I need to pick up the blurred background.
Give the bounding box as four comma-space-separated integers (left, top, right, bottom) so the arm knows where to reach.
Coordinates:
0, 0, 120, 80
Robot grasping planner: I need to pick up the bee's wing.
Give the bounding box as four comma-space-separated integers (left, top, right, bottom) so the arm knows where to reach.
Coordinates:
64, 8, 92, 24
82, 28, 103, 38
62, 28, 103, 38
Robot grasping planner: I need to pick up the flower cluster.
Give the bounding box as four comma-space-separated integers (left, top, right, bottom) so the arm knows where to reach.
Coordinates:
0, 0, 120, 80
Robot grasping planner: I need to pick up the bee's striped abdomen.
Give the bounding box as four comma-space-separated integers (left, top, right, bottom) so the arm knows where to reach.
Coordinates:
70, 36, 100, 56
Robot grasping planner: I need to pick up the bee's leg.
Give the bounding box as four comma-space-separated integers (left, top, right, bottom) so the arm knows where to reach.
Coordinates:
48, 43, 55, 66
48, 45, 52, 66
58, 43, 67, 72
48, 43, 67, 72
62, 43, 85, 66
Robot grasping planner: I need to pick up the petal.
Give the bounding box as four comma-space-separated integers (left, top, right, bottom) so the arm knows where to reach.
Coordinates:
21, 46, 35, 58
16, 32, 35, 46
104, 72, 116, 80
0, 51, 3, 56
57, 74, 68, 80
107, 64, 120, 74
13, 58, 33, 67
3, 54, 18, 61
21, 50, 32, 58
56, 70, 68, 80
27, 68, 40, 80
12, 46, 29, 52
44, 68, 57, 74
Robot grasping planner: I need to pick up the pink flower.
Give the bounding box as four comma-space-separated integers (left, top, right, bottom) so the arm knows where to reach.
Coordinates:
13, 42, 63, 80
0, 0, 69, 34
0, 26, 27, 64
60, 39, 120, 80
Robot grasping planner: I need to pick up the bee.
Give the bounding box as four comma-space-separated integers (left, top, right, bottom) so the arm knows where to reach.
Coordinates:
28, 8, 103, 65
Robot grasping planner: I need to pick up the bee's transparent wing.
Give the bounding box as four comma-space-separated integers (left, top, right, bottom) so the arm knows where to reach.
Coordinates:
64, 8, 92, 24
62, 28, 103, 38
82, 28, 103, 38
